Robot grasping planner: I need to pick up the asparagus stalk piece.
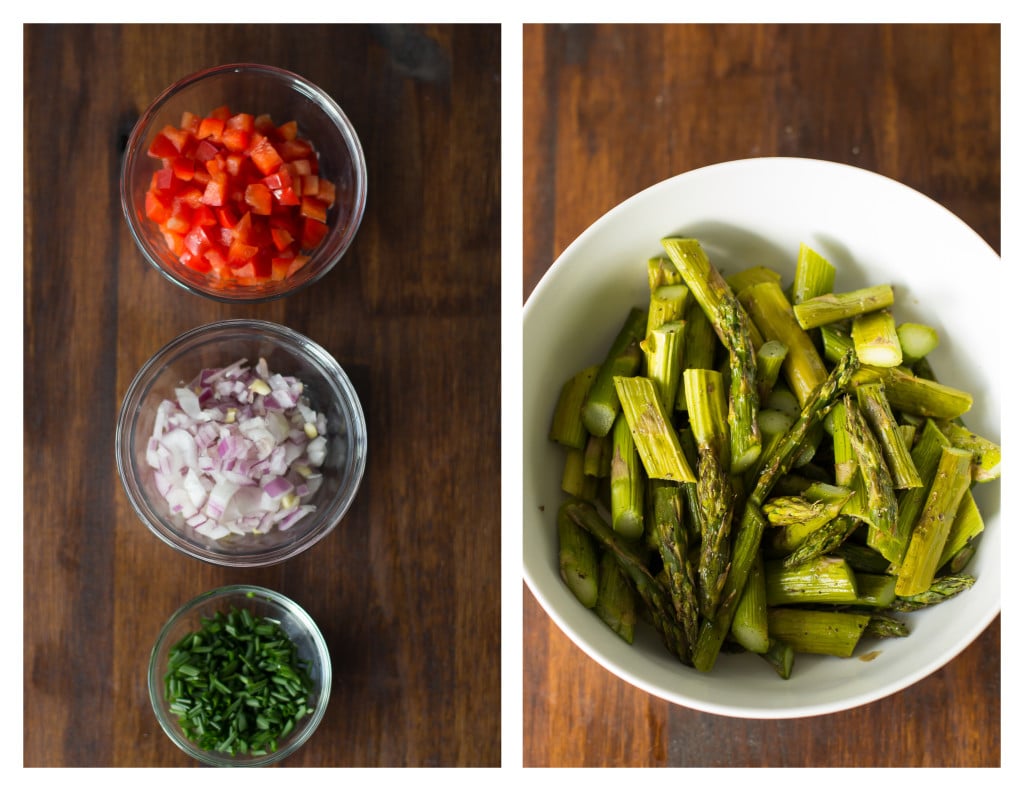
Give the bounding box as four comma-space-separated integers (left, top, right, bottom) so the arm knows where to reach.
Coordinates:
791, 243, 836, 304
895, 445, 974, 596
646, 284, 689, 337
641, 319, 686, 411
852, 308, 903, 367
764, 556, 860, 606
583, 432, 612, 479
766, 608, 871, 657
756, 409, 796, 465
825, 400, 858, 487
783, 514, 859, 568
730, 550, 770, 654
691, 350, 860, 671
856, 382, 922, 489
945, 540, 978, 575
561, 447, 597, 501
662, 237, 762, 473
792, 284, 895, 330
896, 322, 939, 364
675, 296, 718, 412
725, 265, 782, 294
755, 339, 789, 404
762, 495, 837, 526
843, 393, 898, 537
593, 550, 638, 643
564, 500, 690, 663
853, 572, 898, 608
581, 307, 647, 437
610, 413, 645, 539
649, 480, 699, 649
765, 386, 800, 418
647, 255, 685, 291
753, 350, 860, 503
854, 365, 973, 420
683, 367, 736, 618
890, 573, 976, 611
936, 421, 1001, 483
558, 501, 599, 607
613, 375, 696, 482
938, 491, 984, 570
831, 541, 892, 574
760, 638, 795, 679
821, 324, 854, 365
874, 418, 952, 565
738, 280, 829, 407
864, 613, 909, 638
549, 365, 599, 449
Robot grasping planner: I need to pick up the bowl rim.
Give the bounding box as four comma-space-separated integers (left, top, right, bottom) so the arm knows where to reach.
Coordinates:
148, 583, 332, 766
522, 155, 1001, 718
120, 61, 368, 303
115, 317, 368, 567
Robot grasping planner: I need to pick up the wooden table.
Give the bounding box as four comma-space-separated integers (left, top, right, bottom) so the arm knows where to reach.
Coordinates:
523, 23, 1000, 768
23, 23, 501, 768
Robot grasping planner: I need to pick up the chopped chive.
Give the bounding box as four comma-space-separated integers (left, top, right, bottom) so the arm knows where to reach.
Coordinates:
161, 605, 315, 758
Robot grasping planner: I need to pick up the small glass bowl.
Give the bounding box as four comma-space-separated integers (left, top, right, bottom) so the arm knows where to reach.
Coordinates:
149, 585, 332, 766
120, 63, 367, 302
116, 319, 367, 567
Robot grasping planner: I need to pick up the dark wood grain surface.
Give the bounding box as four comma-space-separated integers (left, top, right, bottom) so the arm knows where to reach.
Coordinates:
522, 23, 1000, 768
23, 23, 500, 768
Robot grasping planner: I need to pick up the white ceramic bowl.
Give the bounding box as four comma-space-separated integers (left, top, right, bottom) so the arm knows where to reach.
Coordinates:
522, 157, 1001, 719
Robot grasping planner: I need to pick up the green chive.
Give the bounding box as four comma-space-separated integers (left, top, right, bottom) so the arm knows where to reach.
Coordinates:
161, 606, 315, 758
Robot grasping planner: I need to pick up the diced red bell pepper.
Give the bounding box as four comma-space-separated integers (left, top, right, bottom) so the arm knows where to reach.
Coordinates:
162, 229, 185, 256
273, 186, 300, 207
193, 138, 221, 163
201, 172, 229, 207
160, 124, 191, 153
221, 126, 250, 153
287, 158, 312, 177
226, 112, 255, 133
270, 226, 295, 252
227, 237, 259, 266
244, 183, 273, 216
180, 250, 211, 273
145, 191, 171, 224
197, 116, 225, 141
317, 178, 336, 205
192, 204, 218, 227
279, 139, 314, 162
300, 196, 328, 224
249, 135, 284, 176
287, 255, 311, 277
262, 168, 292, 191
142, 104, 338, 288
301, 217, 329, 249
171, 156, 195, 181
148, 132, 181, 160
276, 120, 298, 141
180, 111, 201, 135
184, 225, 213, 257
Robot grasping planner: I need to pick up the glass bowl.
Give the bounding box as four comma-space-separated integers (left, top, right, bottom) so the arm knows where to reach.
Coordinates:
120, 62, 367, 302
116, 319, 367, 567
149, 584, 332, 766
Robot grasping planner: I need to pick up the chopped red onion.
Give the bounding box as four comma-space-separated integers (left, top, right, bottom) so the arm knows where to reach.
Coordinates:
147, 357, 327, 540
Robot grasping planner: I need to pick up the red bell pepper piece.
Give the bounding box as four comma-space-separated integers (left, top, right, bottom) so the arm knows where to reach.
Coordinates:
143, 104, 338, 288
